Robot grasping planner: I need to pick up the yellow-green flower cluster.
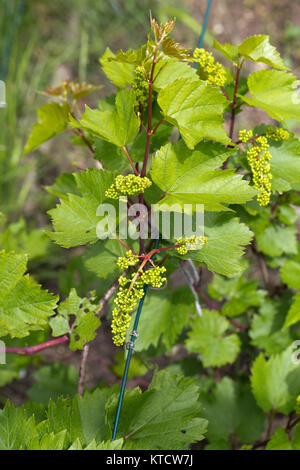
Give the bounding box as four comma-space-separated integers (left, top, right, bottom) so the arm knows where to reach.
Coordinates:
193, 48, 227, 86
105, 175, 152, 199
246, 136, 272, 206
112, 276, 144, 346
239, 129, 253, 143
265, 126, 289, 141
116, 250, 138, 270
132, 66, 148, 109
175, 235, 208, 255
111, 266, 167, 346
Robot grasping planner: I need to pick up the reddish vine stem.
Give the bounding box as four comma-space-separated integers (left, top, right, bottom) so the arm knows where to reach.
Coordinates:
229, 63, 242, 140
141, 42, 160, 178
2, 335, 69, 356
74, 128, 95, 156
220, 86, 230, 101
122, 146, 140, 176
139, 42, 161, 256
152, 117, 166, 135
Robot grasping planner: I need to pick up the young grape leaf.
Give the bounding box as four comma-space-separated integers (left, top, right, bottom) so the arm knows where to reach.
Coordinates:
0, 251, 58, 338
150, 141, 256, 211
238, 35, 288, 70
213, 40, 239, 62
153, 56, 198, 90
100, 47, 135, 87
70, 88, 139, 147
157, 79, 230, 148
185, 309, 241, 367
24, 102, 69, 154
187, 213, 253, 277
239, 69, 300, 122
251, 346, 300, 414
269, 136, 300, 192
47, 169, 114, 248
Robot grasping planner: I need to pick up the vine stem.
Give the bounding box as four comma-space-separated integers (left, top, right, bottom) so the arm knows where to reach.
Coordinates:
122, 146, 140, 176
194, 285, 247, 331
2, 335, 69, 356
266, 409, 276, 441
141, 42, 160, 178
229, 62, 242, 141
78, 342, 90, 395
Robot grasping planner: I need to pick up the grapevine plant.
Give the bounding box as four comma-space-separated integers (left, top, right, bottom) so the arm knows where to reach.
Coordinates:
0, 18, 300, 451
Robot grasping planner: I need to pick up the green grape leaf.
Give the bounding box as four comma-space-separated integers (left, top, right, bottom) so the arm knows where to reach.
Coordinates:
28, 363, 78, 404
256, 223, 298, 257
278, 204, 298, 225
106, 369, 207, 450
83, 238, 127, 279
185, 309, 241, 367
283, 293, 300, 329
266, 423, 300, 450
69, 438, 123, 450
131, 287, 194, 352
157, 79, 230, 148
47, 169, 114, 248
281, 260, 300, 290
209, 274, 266, 317
28, 430, 67, 451
161, 38, 191, 60
0, 218, 50, 260
265, 428, 292, 450
0, 403, 66, 450
239, 69, 300, 122
46, 388, 116, 447
213, 39, 239, 62
0, 402, 37, 450
112, 351, 148, 379
45, 173, 79, 199
0, 251, 58, 338
93, 138, 128, 172
99, 47, 135, 87
150, 141, 256, 211
153, 56, 198, 90
50, 288, 100, 351
269, 136, 300, 192
251, 346, 300, 414
188, 213, 253, 277
250, 298, 292, 355
70, 88, 139, 147
238, 35, 288, 70
201, 377, 265, 446
24, 102, 69, 154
